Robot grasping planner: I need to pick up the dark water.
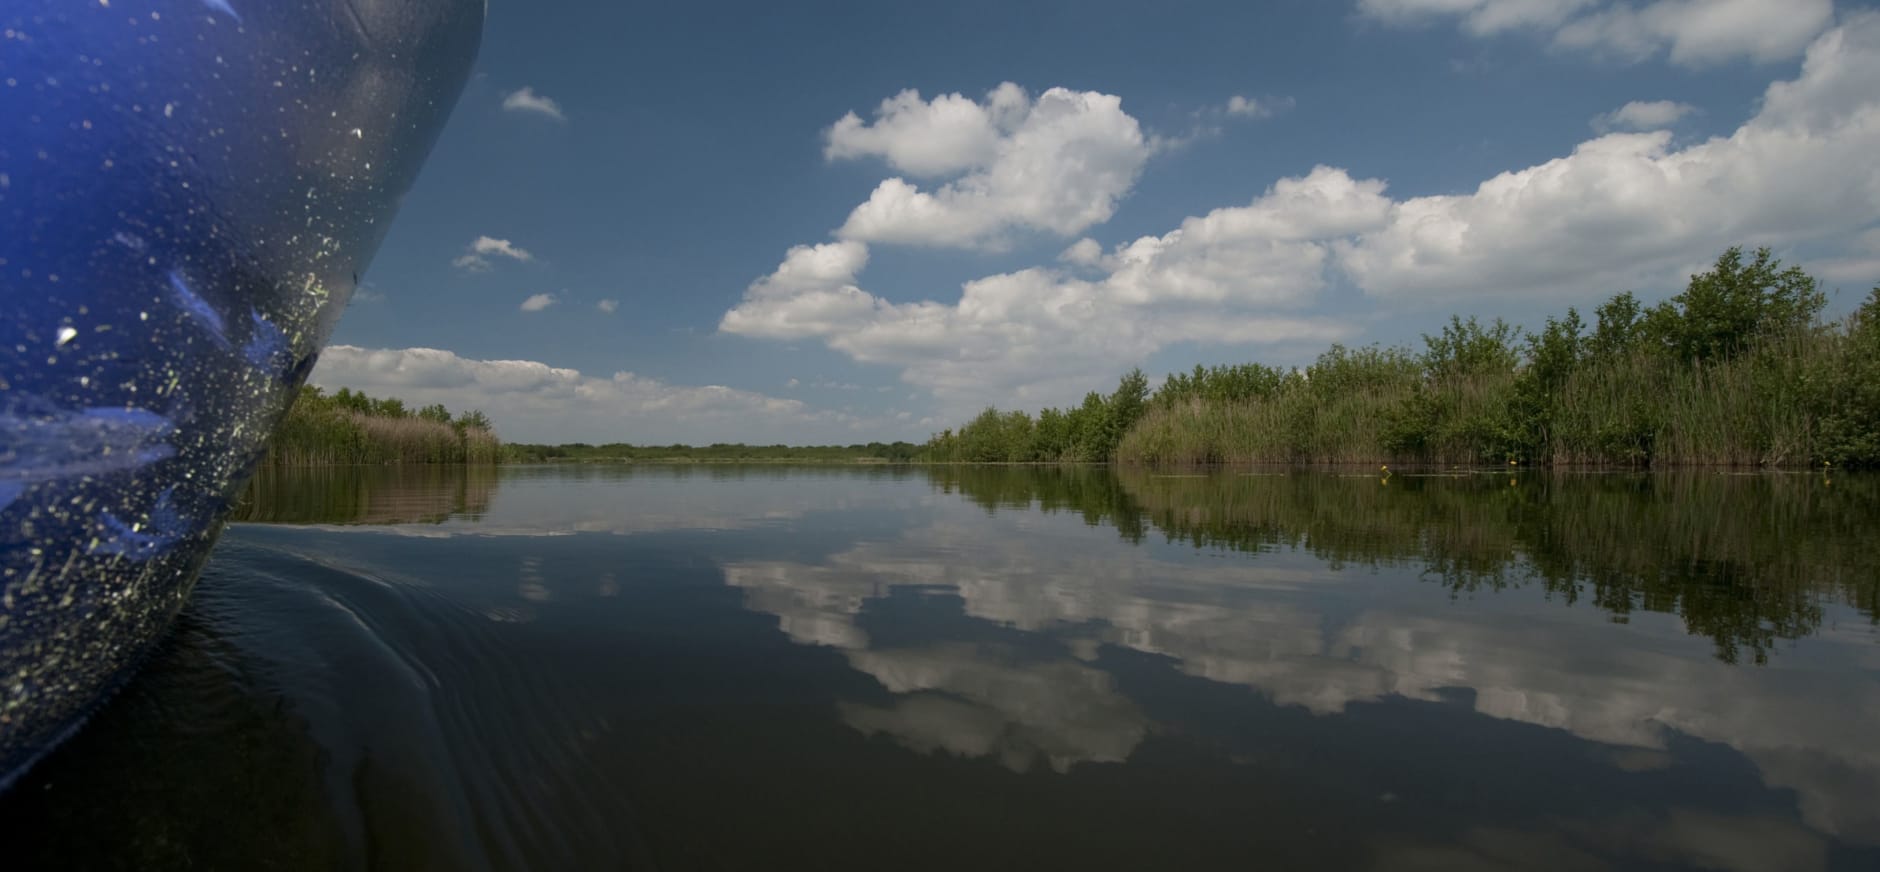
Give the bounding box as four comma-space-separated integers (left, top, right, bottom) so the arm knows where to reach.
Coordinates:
2, 465, 1877, 871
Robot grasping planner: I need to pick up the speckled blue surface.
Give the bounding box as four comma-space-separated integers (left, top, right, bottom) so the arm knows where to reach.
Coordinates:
0, 0, 482, 787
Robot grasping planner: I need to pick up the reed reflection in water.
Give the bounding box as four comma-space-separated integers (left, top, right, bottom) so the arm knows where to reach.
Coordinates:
3, 463, 1873, 870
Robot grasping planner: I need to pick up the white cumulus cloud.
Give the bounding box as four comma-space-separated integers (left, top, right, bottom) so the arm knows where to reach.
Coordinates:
452, 236, 535, 272
596, 299, 619, 314
502, 86, 567, 122
719, 241, 879, 340
1340, 14, 1880, 300
721, 169, 1378, 411
828, 83, 1153, 249
1591, 99, 1699, 131
721, 17, 1880, 412
519, 293, 558, 312
1361, 0, 1835, 67
824, 84, 1024, 177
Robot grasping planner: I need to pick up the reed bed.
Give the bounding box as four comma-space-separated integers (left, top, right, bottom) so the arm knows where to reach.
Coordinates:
1084, 249, 1876, 469
266, 387, 502, 466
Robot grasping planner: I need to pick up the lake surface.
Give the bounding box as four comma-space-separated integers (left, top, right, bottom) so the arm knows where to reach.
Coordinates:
2, 464, 1877, 870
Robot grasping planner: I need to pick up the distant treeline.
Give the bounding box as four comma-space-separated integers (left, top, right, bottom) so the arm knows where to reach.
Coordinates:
268, 386, 501, 466
921, 247, 1880, 468
502, 441, 920, 464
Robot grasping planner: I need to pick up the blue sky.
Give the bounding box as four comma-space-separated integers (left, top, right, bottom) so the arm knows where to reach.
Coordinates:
314, 0, 1880, 444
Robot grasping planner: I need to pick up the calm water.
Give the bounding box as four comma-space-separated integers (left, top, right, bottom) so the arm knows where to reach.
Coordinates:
2, 464, 1877, 870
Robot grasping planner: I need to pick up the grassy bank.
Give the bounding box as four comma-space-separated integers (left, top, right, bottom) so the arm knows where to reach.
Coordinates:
268, 386, 501, 466
924, 247, 1880, 468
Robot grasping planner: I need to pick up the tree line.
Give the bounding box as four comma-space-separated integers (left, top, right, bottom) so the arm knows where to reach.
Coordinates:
922, 247, 1880, 467
918, 368, 1153, 463
502, 441, 921, 463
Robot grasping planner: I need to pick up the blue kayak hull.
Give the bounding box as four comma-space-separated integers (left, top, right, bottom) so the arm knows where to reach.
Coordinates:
0, 0, 484, 787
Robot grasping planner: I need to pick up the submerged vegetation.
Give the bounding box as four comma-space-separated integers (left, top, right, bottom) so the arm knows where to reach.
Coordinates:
268, 386, 501, 466
923, 247, 1880, 468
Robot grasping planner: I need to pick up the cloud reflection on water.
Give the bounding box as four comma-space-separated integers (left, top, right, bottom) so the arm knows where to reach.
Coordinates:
724, 491, 1880, 848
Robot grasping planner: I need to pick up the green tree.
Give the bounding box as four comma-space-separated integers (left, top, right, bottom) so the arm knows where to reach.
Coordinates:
1035, 407, 1072, 460
1105, 368, 1151, 454
1422, 316, 1520, 381
1068, 391, 1111, 461
1642, 246, 1825, 362
1509, 308, 1587, 454
1588, 292, 1644, 360
1815, 287, 1880, 464
332, 387, 372, 414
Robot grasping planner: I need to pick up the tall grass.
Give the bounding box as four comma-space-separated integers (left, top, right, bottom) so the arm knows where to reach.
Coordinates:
1117, 327, 1869, 468
1106, 249, 1880, 469
1546, 328, 1855, 466
1116, 346, 1518, 465
267, 387, 502, 466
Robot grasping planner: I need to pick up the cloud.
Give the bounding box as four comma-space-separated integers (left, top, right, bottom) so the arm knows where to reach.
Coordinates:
723, 17, 1880, 411
1557, 0, 1837, 66
721, 83, 1353, 410
1159, 95, 1297, 148
1591, 98, 1699, 131
348, 286, 386, 305
824, 84, 1021, 177
1223, 94, 1293, 119
827, 83, 1153, 249
1360, 0, 1835, 66
596, 299, 619, 314
1360, 0, 1600, 35
719, 240, 878, 341
501, 86, 566, 121
809, 379, 864, 391
1339, 15, 1880, 300
519, 293, 557, 312
721, 171, 1374, 411
308, 345, 894, 444
839, 650, 1148, 774
1059, 237, 1105, 267
1813, 227, 1880, 285
723, 503, 1880, 843
452, 236, 535, 272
